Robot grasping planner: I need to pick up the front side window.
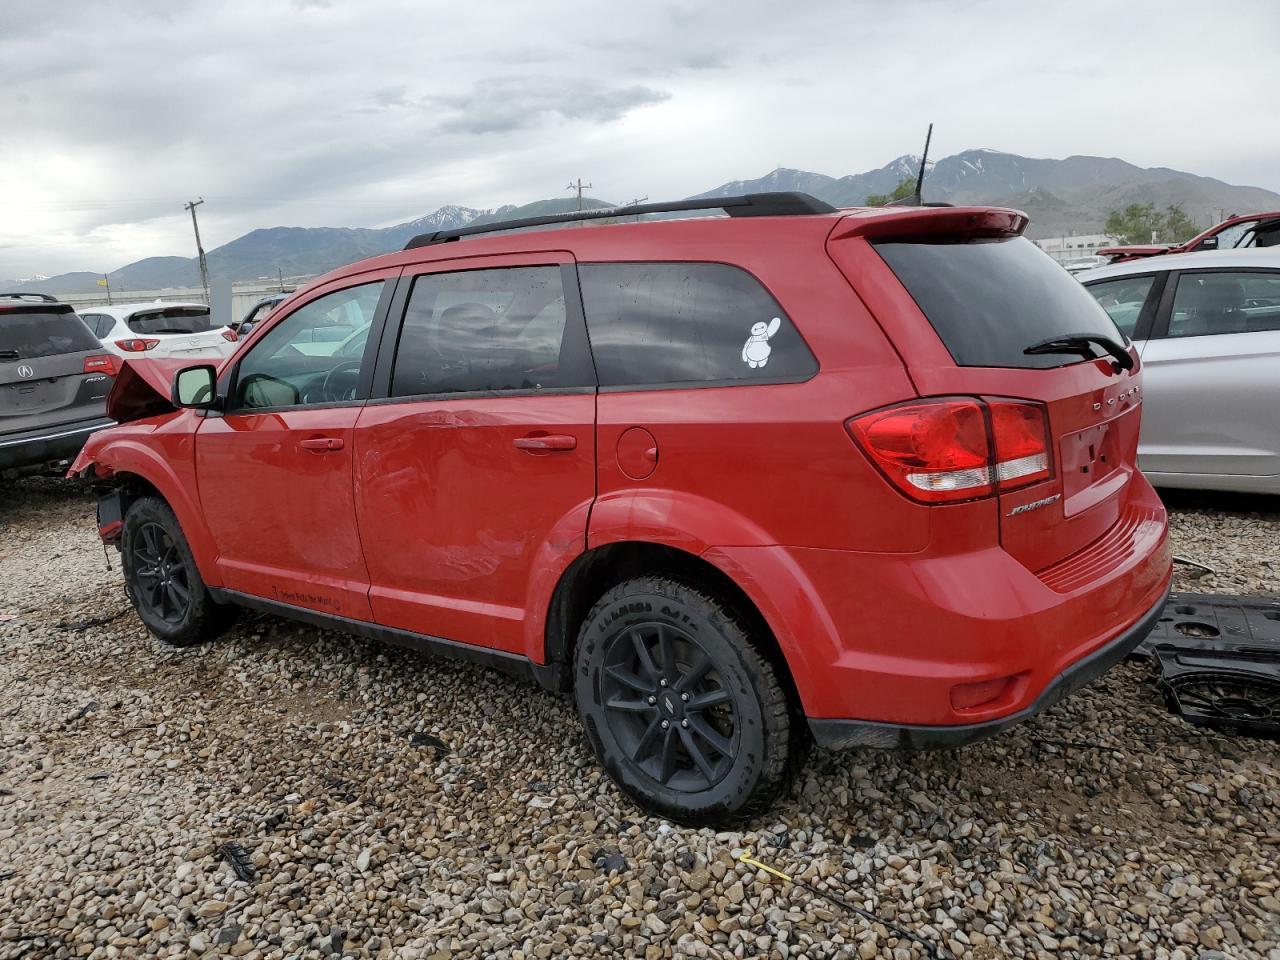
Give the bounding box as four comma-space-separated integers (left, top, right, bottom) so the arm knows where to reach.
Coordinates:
1168, 271, 1280, 338
1083, 275, 1157, 338
578, 262, 816, 387
232, 281, 384, 409
390, 266, 582, 397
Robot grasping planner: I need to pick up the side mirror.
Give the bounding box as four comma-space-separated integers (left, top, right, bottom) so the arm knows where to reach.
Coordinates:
240, 321, 255, 336
172, 364, 218, 409
1197, 236, 1218, 251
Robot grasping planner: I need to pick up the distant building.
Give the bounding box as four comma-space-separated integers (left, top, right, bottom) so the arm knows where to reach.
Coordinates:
1035, 233, 1119, 265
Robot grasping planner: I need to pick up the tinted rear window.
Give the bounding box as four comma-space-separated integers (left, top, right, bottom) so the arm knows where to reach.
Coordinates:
579, 262, 817, 387
127, 307, 214, 335
0, 308, 101, 359
874, 236, 1124, 368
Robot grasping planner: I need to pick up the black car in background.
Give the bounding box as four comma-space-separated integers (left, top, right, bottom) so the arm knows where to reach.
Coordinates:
0, 294, 117, 478
233, 291, 293, 336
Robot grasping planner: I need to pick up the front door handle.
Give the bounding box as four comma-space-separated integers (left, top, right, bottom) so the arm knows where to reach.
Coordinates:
300, 436, 344, 452
513, 434, 577, 453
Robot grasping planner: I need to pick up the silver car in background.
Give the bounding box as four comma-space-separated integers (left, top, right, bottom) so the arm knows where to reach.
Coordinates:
1079, 249, 1280, 494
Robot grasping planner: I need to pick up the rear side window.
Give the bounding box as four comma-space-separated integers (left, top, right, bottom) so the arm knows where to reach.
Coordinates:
579, 262, 816, 387
1083, 275, 1157, 338
391, 266, 589, 397
0, 308, 101, 359
875, 237, 1124, 368
81, 313, 114, 338
1168, 270, 1280, 337
127, 307, 214, 335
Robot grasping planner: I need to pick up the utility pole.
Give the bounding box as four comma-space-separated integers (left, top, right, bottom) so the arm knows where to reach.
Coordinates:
626, 196, 648, 223
184, 198, 210, 303
277, 267, 285, 293
566, 178, 593, 212
98, 274, 113, 305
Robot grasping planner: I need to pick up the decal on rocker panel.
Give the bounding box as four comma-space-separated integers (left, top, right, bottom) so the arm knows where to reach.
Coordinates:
741, 317, 782, 369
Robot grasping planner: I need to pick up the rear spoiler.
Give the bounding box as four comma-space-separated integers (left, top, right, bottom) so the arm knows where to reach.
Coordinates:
829, 206, 1028, 243
0, 292, 58, 302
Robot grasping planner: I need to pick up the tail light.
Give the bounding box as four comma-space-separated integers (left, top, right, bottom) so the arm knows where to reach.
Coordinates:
114, 338, 161, 352
987, 400, 1051, 490
847, 397, 1052, 504
221, 329, 238, 342
83, 354, 118, 375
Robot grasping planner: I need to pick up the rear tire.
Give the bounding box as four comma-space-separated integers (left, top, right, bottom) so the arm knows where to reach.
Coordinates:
121, 497, 234, 646
574, 576, 799, 826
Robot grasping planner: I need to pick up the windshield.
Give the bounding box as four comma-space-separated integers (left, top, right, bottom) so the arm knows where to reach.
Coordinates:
0, 308, 102, 358
874, 236, 1125, 368
127, 307, 215, 335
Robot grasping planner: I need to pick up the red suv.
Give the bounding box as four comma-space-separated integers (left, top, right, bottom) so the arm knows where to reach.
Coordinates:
72, 193, 1171, 824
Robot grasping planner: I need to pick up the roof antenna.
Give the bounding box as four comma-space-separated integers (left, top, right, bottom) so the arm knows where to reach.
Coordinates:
885, 122, 936, 207
913, 122, 932, 204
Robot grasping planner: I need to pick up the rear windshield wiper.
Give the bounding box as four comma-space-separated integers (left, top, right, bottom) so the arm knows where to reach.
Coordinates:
1024, 333, 1134, 371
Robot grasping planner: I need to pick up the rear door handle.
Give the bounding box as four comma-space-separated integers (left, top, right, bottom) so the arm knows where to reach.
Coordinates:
513, 434, 577, 453
300, 437, 344, 452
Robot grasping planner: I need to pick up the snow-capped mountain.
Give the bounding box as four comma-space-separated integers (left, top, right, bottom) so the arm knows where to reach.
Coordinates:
14, 150, 1280, 294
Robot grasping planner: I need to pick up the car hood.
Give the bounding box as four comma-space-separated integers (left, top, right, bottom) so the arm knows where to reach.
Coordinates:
105, 358, 189, 423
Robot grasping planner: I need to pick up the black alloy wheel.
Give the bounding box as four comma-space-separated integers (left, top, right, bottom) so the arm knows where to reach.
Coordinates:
599, 620, 739, 792
575, 576, 801, 825
121, 497, 234, 646
131, 521, 192, 624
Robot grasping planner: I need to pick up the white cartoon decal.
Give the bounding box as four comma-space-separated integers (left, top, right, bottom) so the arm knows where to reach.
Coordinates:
742, 317, 782, 369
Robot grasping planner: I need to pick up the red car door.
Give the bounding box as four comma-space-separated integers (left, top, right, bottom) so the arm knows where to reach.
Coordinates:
195, 271, 398, 620
353, 252, 596, 655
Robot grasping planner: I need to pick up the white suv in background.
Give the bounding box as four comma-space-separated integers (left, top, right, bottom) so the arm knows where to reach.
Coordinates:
78, 302, 237, 362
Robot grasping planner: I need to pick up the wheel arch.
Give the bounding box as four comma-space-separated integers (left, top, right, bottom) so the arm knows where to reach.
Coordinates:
539, 540, 806, 718
82, 438, 221, 586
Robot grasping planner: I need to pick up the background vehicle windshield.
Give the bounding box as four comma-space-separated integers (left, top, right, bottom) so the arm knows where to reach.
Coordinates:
0, 308, 101, 358
875, 236, 1126, 368
127, 307, 214, 335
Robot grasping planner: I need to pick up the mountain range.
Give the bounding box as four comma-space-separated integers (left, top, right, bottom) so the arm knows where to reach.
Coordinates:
14, 149, 1280, 295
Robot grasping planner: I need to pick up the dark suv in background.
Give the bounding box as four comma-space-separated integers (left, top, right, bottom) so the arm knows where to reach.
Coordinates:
1, 293, 117, 478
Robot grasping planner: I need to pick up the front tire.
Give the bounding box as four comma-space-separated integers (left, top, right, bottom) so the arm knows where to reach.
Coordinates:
574, 577, 799, 826
121, 497, 233, 646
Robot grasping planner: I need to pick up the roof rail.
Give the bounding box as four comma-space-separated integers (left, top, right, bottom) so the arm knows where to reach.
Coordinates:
403, 192, 839, 250
0, 292, 58, 302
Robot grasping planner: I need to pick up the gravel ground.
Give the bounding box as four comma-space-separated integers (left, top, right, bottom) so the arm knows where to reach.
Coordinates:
1, 480, 1278, 960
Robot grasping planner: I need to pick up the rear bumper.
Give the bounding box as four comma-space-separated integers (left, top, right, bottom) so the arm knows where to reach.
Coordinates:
0, 417, 116, 473
709, 473, 1172, 744
808, 579, 1170, 750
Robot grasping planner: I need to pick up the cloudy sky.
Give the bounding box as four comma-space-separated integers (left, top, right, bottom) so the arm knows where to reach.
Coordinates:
1, 0, 1277, 278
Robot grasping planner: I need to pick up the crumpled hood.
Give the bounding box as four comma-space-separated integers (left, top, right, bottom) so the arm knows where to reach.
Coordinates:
106, 358, 191, 423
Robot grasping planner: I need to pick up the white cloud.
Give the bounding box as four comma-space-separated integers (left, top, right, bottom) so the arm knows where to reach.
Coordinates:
0, 0, 1277, 276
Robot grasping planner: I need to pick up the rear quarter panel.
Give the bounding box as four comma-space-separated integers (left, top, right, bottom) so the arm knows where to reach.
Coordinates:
583, 220, 928, 554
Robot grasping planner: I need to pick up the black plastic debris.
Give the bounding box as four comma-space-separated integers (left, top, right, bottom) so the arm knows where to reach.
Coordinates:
406, 731, 450, 754
594, 850, 627, 874
1157, 652, 1280, 738
1134, 592, 1280, 659
55, 610, 126, 632
1137, 592, 1280, 738
218, 841, 257, 883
